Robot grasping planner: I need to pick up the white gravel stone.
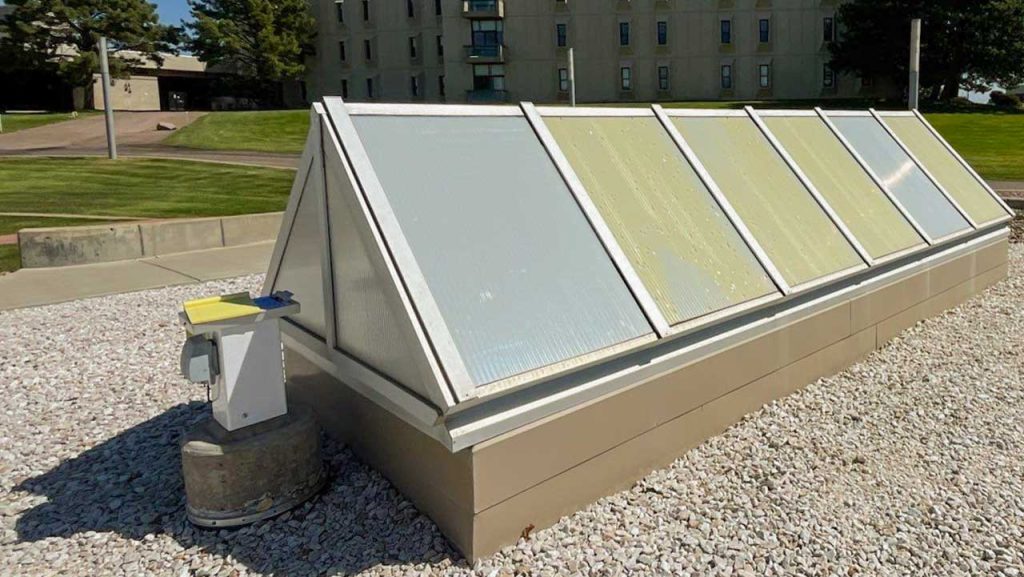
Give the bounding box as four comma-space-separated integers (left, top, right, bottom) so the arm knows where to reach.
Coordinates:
2, 241, 1024, 577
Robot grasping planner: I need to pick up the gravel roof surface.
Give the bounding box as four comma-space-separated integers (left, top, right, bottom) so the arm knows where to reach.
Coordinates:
2, 244, 1023, 577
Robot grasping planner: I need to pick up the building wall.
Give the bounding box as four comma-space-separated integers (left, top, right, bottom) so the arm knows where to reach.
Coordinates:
309, 0, 882, 104
90, 74, 162, 111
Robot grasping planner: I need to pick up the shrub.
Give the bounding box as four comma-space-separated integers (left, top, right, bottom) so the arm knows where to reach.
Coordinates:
989, 90, 1022, 109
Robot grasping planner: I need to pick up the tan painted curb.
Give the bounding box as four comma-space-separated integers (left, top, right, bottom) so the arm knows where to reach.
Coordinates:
17, 212, 283, 268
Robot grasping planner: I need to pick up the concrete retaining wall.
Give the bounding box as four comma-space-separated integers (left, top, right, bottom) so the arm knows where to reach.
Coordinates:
17, 212, 283, 268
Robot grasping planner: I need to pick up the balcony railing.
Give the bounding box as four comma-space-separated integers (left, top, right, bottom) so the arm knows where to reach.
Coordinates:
462, 0, 504, 18
463, 44, 505, 62
466, 89, 509, 103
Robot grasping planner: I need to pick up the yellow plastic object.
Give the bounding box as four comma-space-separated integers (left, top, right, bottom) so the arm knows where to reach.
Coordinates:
183, 292, 262, 325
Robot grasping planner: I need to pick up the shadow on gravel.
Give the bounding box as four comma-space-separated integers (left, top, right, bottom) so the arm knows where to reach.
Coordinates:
14, 402, 462, 575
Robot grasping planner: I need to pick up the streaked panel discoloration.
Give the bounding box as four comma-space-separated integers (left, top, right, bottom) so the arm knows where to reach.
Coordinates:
764, 116, 925, 260
545, 115, 778, 326
830, 116, 971, 240
671, 116, 863, 286
884, 115, 1008, 225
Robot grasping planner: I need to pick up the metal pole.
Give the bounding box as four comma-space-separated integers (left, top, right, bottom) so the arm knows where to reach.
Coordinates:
98, 36, 117, 159
909, 18, 921, 110
568, 47, 576, 107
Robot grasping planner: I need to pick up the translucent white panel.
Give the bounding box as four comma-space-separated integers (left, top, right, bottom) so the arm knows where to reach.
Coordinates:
351, 115, 653, 387
324, 140, 443, 401
671, 116, 863, 287
883, 115, 1009, 225
830, 116, 971, 240
544, 116, 778, 326
272, 169, 326, 336
763, 116, 925, 260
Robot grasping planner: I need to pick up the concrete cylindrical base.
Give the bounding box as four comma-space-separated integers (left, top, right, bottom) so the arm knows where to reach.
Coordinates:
181, 405, 325, 528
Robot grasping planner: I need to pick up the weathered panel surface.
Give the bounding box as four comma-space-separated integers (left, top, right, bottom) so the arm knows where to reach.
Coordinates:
544, 115, 778, 326
352, 115, 653, 387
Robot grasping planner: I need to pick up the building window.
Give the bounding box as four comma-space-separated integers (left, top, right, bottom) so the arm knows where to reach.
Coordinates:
341, 78, 348, 99
721, 64, 732, 89
556, 23, 567, 47
439, 74, 446, 96
558, 67, 569, 92
473, 64, 505, 91
336, 1, 344, 23
620, 67, 632, 91
657, 21, 668, 45
364, 39, 372, 61
411, 76, 419, 96
362, 0, 369, 21
472, 20, 504, 48
658, 65, 669, 91
823, 65, 835, 87
824, 16, 835, 42
759, 64, 771, 88
720, 19, 731, 44
339, 41, 346, 62
759, 19, 770, 43
435, 0, 441, 15
409, 36, 418, 58
407, 0, 414, 18
619, 22, 630, 46
366, 77, 374, 98
436, 34, 444, 57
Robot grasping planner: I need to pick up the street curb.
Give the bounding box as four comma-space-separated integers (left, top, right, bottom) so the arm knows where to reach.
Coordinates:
17, 212, 283, 268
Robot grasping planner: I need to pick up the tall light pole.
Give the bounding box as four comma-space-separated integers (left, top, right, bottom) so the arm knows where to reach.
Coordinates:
98, 36, 118, 159
568, 47, 576, 107
909, 18, 921, 110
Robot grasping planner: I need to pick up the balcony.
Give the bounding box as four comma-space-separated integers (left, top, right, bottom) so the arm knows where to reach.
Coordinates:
466, 89, 509, 103
463, 44, 505, 63
462, 0, 504, 18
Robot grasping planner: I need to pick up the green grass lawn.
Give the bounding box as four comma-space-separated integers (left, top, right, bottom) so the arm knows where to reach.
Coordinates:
164, 110, 311, 154
0, 157, 294, 217
923, 112, 1024, 182
0, 111, 100, 133
0, 157, 294, 272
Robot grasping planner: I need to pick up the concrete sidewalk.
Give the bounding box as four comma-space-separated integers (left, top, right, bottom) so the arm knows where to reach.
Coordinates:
0, 241, 273, 311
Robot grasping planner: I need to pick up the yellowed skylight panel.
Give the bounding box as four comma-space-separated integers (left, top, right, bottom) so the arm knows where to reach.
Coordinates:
671, 116, 863, 287
763, 116, 925, 260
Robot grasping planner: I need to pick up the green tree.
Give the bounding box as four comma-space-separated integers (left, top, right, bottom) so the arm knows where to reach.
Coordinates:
186, 0, 315, 100
0, 0, 179, 88
830, 0, 1024, 101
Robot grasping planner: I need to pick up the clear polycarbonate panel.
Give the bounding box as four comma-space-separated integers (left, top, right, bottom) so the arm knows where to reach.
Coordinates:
763, 116, 925, 260
544, 115, 778, 326
351, 115, 653, 387
829, 116, 971, 240
883, 115, 1009, 225
272, 169, 326, 336
323, 141, 437, 393
671, 116, 863, 287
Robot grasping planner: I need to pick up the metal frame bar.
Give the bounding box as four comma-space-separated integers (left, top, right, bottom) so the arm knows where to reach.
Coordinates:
346, 102, 521, 116
907, 109, 1014, 218
815, 107, 935, 249
529, 104, 787, 337
745, 106, 875, 267
314, 114, 339, 351
652, 104, 793, 296
323, 98, 473, 405
869, 108, 979, 230
262, 105, 323, 296
521, 102, 671, 337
